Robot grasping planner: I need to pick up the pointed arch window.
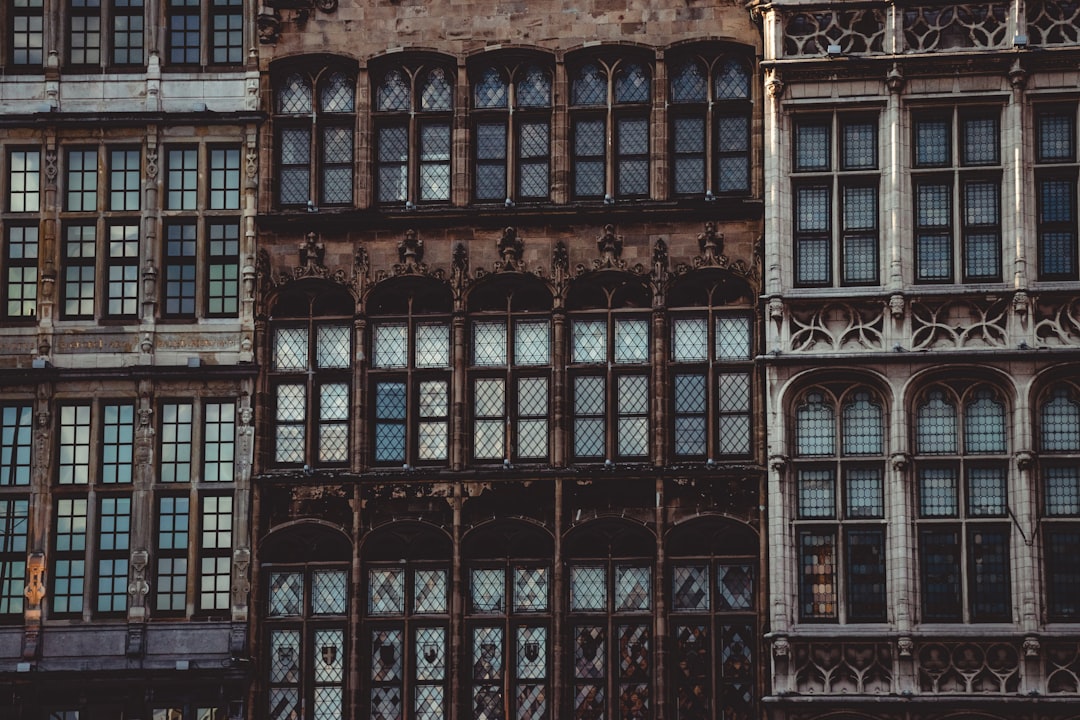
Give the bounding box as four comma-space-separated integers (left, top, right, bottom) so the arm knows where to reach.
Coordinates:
472, 60, 553, 203
274, 64, 356, 207
570, 56, 652, 200
669, 51, 752, 197
1037, 382, 1080, 621
375, 61, 454, 204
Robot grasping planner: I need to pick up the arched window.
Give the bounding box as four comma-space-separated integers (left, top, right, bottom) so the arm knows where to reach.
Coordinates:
467, 276, 553, 464
274, 63, 356, 207
792, 385, 887, 623
374, 60, 455, 204
913, 381, 1011, 622
269, 283, 354, 467
566, 272, 651, 463
367, 277, 453, 467
569, 55, 652, 200
565, 522, 655, 720
668, 50, 752, 197
1037, 381, 1080, 621
472, 59, 553, 203
668, 518, 757, 720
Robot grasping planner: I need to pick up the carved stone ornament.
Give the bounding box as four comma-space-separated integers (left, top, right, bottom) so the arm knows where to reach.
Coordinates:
1013, 290, 1029, 316
1023, 636, 1040, 657
890, 452, 911, 471
145, 147, 159, 180
886, 63, 905, 94
1008, 58, 1028, 91
765, 70, 784, 99
25, 553, 46, 609
1015, 450, 1035, 470
257, 6, 282, 44
768, 296, 784, 321
127, 549, 150, 602
300, 232, 326, 274
596, 224, 624, 268
651, 238, 669, 307
396, 228, 426, 274
496, 227, 524, 271
232, 548, 252, 606
768, 454, 788, 472
772, 636, 790, 657
44, 151, 58, 184
889, 293, 906, 319
898, 636, 914, 657
697, 222, 725, 264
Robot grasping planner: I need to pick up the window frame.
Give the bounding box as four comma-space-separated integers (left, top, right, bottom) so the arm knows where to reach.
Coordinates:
1034, 104, 1079, 280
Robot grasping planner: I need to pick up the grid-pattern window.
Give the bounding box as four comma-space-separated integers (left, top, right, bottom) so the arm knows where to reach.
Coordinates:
166, 148, 198, 210
164, 221, 197, 317
276, 68, 356, 207
0, 498, 28, 615
792, 387, 887, 623
915, 383, 1011, 622
570, 58, 651, 200
267, 563, 349, 720
7, 149, 40, 213
470, 315, 551, 463
51, 498, 87, 615
200, 495, 232, 611
3, 224, 37, 319
669, 52, 752, 197
58, 404, 92, 485
167, 0, 200, 64
62, 224, 96, 318
1035, 106, 1079, 280
106, 222, 139, 317
155, 495, 189, 613
375, 62, 453, 204
472, 61, 553, 202
207, 220, 240, 317
913, 110, 1002, 283
166, 0, 240, 66
159, 402, 193, 483
96, 496, 130, 613
113, 0, 144, 66
0, 405, 31, 486
68, 0, 101, 66
1038, 383, 1080, 621
670, 311, 753, 459
203, 400, 236, 483
210, 0, 243, 64
109, 148, 140, 211
792, 115, 879, 287
370, 307, 451, 466
66, 149, 98, 212
10, 0, 44, 66
57, 402, 134, 485
209, 147, 241, 210
100, 403, 134, 484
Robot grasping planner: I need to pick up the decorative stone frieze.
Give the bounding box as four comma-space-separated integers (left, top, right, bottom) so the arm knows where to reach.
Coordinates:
1047, 641, 1080, 693
782, 9, 886, 56
788, 301, 885, 353
792, 641, 893, 694
910, 296, 1009, 350
1034, 294, 1080, 347
1027, 0, 1080, 45
917, 640, 1020, 693
903, 3, 1010, 52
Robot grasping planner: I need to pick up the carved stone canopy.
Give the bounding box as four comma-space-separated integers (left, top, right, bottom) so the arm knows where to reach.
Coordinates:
399, 229, 424, 268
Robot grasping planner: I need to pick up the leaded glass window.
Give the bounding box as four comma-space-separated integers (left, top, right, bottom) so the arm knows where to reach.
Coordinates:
1038, 382, 1080, 620
1035, 106, 1079, 279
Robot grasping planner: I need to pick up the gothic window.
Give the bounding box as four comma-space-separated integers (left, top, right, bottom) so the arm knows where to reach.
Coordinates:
263, 525, 351, 720
792, 386, 887, 623
791, 113, 879, 287
566, 522, 654, 720
668, 275, 754, 460
375, 60, 454, 204
914, 382, 1011, 622
912, 108, 1003, 283
569, 55, 652, 200
3, 148, 40, 320
669, 50, 752, 197
275, 63, 357, 207
471, 59, 553, 203
270, 284, 354, 468
464, 522, 552, 720
567, 273, 651, 463
363, 525, 451, 720
668, 519, 757, 720
368, 278, 452, 467
1037, 382, 1080, 621
468, 277, 552, 464
1034, 105, 1079, 280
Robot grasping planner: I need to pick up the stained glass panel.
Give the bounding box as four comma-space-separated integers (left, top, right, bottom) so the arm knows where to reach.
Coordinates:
268, 571, 302, 617
414, 568, 448, 614
917, 390, 957, 454
371, 629, 403, 682
514, 566, 549, 612
516, 626, 547, 679
270, 630, 301, 683
615, 565, 650, 611
472, 568, 505, 613
517, 65, 551, 108
369, 568, 404, 615
415, 685, 444, 720
918, 466, 958, 517
573, 626, 606, 679
573, 64, 605, 106
1045, 466, 1080, 516
717, 564, 753, 610
415, 627, 446, 681
516, 684, 547, 720
378, 69, 410, 112
672, 565, 709, 611
842, 391, 882, 455
796, 392, 835, 457
473, 626, 504, 679
320, 71, 354, 112
421, 68, 452, 111
671, 60, 706, 103
371, 688, 402, 720
615, 64, 649, 103
313, 569, 347, 614
475, 67, 508, 109
313, 629, 344, 682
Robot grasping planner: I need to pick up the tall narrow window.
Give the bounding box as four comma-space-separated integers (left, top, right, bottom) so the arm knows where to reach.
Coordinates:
155, 495, 189, 614
570, 56, 652, 200
210, 0, 243, 64
275, 64, 356, 207
96, 495, 131, 614
52, 497, 88, 615
69, 0, 102, 66
913, 110, 1002, 283
199, 494, 232, 612
0, 405, 32, 486
167, 0, 200, 64
112, 0, 144, 66
472, 60, 553, 202
669, 52, 752, 197
1037, 383, 1080, 621
792, 386, 887, 623
914, 382, 1011, 622
10, 0, 44, 66
3, 224, 38, 319
166, 148, 198, 211
0, 498, 28, 615
375, 61, 454, 204
203, 400, 236, 483
106, 222, 139, 317
1035, 106, 1079, 280
159, 402, 193, 483
163, 221, 197, 317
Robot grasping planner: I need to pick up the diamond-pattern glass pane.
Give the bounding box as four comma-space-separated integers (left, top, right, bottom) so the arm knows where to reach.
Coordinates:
274, 327, 308, 370
515, 321, 550, 365
374, 324, 408, 368
718, 153, 749, 193
378, 69, 410, 112
475, 67, 508, 109
317, 325, 350, 368
673, 317, 707, 361
475, 420, 504, 460
798, 468, 836, 519
574, 684, 605, 720
280, 127, 311, 165
615, 64, 649, 103
672, 565, 709, 611
618, 625, 650, 683
671, 60, 706, 103
314, 629, 344, 683
717, 565, 753, 610
371, 687, 402, 720
574, 376, 605, 421
516, 684, 547, 720
575, 416, 605, 458
269, 571, 302, 616
270, 688, 301, 720
415, 685, 444, 720
369, 568, 404, 615
573, 64, 606, 106
614, 319, 648, 363
414, 323, 449, 367
474, 379, 505, 418
718, 372, 750, 413
415, 627, 446, 680
414, 569, 448, 614
473, 626, 504, 678
965, 388, 1006, 454
517, 379, 549, 458
719, 415, 751, 455
619, 415, 649, 458
513, 567, 549, 612
371, 629, 403, 682
379, 124, 409, 163
674, 157, 705, 196
421, 68, 452, 111
918, 466, 959, 517
270, 630, 301, 683
420, 381, 449, 418
320, 71, 354, 112
721, 624, 753, 679
572, 320, 606, 363
322, 156, 353, 205
716, 316, 750, 359
570, 565, 606, 611
715, 57, 749, 99
313, 569, 347, 614
314, 687, 342, 720
278, 73, 312, 114
473, 685, 503, 720
519, 122, 549, 158
674, 117, 705, 155
276, 384, 306, 422
280, 166, 310, 206
516, 626, 547, 679
474, 322, 508, 366
618, 375, 648, 416
573, 626, 606, 678
472, 568, 505, 613
518, 65, 551, 108
615, 565, 651, 611
917, 390, 957, 454
718, 115, 748, 152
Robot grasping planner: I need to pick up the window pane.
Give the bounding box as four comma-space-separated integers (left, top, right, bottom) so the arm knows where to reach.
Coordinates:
274, 327, 308, 370
518, 65, 551, 108
797, 469, 835, 519
570, 565, 606, 611
1044, 466, 1080, 516
845, 467, 883, 518
572, 320, 606, 363
846, 529, 886, 622
672, 564, 710, 611
916, 390, 957, 454
967, 466, 1007, 517
799, 532, 836, 619
841, 391, 882, 456
962, 116, 999, 166
471, 568, 505, 613
915, 118, 949, 167
1042, 389, 1080, 451
795, 122, 829, 172
473, 322, 507, 366
918, 466, 958, 517
373, 324, 407, 368
964, 388, 1006, 454
515, 321, 550, 365
414, 568, 448, 614
715, 57, 749, 99
317, 325, 351, 369
717, 564, 753, 610
716, 315, 751, 360
969, 528, 1010, 621
1038, 111, 1075, 162
795, 392, 835, 457
842, 121, 876, 169
1047, 530, 1080, 620
573, 64, 605, 106
269, 571, 303, 616
670, 60, 706, 103
672, 317, 707, 362
368, 568, 404, 615
615, 63, 649, 103
796, 185, 830, 232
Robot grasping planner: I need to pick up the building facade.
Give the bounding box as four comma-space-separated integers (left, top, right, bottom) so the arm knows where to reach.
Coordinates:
754, 1, 1080, 719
